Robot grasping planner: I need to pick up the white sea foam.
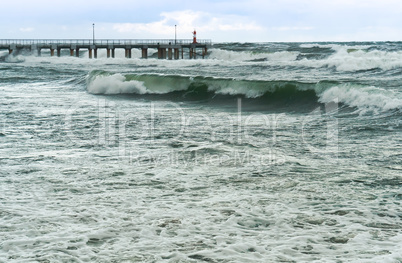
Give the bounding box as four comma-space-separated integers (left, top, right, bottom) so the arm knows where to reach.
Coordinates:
85, 71, 402, 114
300, 43, 374, 51
87, 73, 149, 94
6, 43, 402, 74
283, 44, 402, 72
266, 51, 299, 62
86, 72, 197, 95
210, 84, 265, 98
209, 49, 299, 62
0, 50, 8, 57
318, 84, 402, 113
4, 54, 25, 63
207, 45, 402, 72
323, 49, 402, 71
2, 46, 402, 262
209, 49, 266, 61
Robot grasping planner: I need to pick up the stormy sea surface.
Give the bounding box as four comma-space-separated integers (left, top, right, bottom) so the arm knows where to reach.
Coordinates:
0, 42, 401, 262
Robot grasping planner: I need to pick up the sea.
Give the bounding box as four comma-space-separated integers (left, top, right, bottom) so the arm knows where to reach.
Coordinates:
0, 42, 401, 262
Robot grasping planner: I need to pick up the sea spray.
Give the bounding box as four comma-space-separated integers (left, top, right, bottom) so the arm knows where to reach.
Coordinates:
85, 70, 402, 114
318, 84, 402, 113
87, 73, 149, 94
1, 41, 402, 263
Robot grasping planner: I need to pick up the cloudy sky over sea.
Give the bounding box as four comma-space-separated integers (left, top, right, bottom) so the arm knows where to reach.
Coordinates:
1, 0, 402, 42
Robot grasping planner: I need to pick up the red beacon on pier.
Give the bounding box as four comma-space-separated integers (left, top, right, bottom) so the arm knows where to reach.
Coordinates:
192, 30, 197, 43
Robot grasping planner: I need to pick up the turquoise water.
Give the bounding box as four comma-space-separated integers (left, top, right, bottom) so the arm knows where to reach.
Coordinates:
0, 42, 401, 262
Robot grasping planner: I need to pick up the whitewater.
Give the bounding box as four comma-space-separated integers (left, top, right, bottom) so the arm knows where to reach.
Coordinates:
0, 42, 401, 262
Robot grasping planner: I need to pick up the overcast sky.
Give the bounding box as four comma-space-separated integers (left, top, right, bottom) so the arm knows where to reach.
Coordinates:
1, 0, 402, 42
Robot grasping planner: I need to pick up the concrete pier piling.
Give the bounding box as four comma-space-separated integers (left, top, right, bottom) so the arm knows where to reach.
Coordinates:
0, 39, 211, 59
142, 48, 147, 59
189, 48, 194, 59
125, 48, 132, 58
168, 48, 172, 60
158, 48, 167, 59
157, 48, 161, 59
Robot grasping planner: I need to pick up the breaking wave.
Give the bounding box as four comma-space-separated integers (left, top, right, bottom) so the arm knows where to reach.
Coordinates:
318, 85, 402, 114
209, 49, 299, 62
87, 73, 149, 94
207, 46, 402, 72
86, 71, 402, 114
320, 48, 402, 72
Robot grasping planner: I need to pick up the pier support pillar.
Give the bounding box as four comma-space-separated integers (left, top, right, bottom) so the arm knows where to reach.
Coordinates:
189, 48, 193, 59
112, 49, 115, 58
158, 48, 162, 59
202, 48, 208, 58
125, 48, 132, 58
37, 49, 41, 57
157, 48, 166, 59
94, 48, 98, 59
57, 48, 61, 57
168, 48, 172, 60
8, 49, 13, 55
142, 48, 148, 59
89, 49, 93, 59
70, 49, 74, 56
182, 48, 184, 59
50, 49, 55, 57
76, 48, 80, 58
107, 49, 111, 58
174, 49, 179, 60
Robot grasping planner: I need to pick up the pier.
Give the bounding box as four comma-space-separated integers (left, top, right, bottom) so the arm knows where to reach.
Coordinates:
0, 39, 212, 59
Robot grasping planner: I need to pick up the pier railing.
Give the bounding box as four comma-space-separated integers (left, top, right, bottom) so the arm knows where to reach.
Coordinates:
0, 39, 212, 46
0, 39, 211, 59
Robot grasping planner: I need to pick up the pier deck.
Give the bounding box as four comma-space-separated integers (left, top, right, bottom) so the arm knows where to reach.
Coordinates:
0, 39, 212, 59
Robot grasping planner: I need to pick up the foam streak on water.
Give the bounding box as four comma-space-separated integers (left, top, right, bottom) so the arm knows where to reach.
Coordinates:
0, 42, 401, 262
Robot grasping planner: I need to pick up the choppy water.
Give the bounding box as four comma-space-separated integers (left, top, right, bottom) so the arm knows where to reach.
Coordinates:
0, 42, 402, 262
